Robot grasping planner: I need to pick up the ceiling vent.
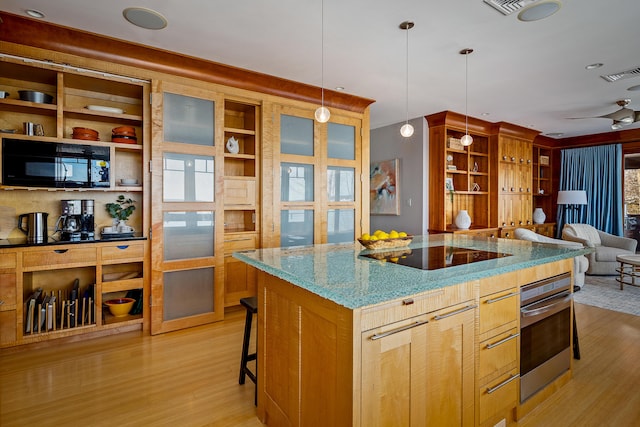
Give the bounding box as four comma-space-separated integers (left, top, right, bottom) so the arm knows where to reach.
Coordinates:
600, 67, 640, 83
483, 0, 541, 15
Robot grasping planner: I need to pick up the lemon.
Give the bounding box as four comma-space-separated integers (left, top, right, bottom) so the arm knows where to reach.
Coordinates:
360, 233, 371, 241
369, 235, 379, 241
373, 229, 384, 236
378, 232, 390, 240
389, 230, 399, 239
398, 231, 408, 237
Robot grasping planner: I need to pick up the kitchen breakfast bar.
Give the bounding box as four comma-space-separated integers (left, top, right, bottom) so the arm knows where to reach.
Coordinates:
234, 234, 590, 427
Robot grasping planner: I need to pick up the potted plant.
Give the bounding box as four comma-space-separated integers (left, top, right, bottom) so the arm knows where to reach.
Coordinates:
106, 195, 136, 232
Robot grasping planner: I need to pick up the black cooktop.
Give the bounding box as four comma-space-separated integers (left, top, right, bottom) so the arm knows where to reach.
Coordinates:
362, 245, 512, 271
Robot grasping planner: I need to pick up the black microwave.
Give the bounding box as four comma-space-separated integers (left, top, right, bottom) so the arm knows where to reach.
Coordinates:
2, 138, 110, 188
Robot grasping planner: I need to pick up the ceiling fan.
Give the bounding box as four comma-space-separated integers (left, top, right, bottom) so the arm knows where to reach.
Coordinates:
589, 99, 640, 130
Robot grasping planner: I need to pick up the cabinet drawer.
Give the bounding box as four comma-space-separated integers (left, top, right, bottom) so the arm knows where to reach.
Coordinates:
479, 270, 518, 297
0, 252, 17, 269
479, 369, 519, 425
23, 247, 97, 269
0, 273, 16, 310
479, 327, 519, 381
224, 178, 256, 206
224, 236, 257, 253
479, 288, 519, 336
101, 242, 144, 262
360, 281, 475, 331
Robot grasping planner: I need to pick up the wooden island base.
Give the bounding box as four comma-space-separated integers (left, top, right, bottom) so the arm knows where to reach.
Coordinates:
253, 258, 574, 427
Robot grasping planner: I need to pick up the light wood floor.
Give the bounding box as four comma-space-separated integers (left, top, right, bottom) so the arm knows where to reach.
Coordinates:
1, 303, 639, 426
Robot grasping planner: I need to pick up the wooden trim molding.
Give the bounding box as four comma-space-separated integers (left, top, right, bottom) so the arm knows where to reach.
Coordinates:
0, 12, 374, 113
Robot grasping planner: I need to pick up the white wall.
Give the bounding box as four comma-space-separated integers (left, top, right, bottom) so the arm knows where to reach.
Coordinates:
369, 117, 429, 236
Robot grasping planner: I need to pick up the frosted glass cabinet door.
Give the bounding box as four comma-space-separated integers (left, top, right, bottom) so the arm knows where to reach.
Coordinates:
327, 167, 355, 202
281, 210, 314, 247
163, 153, 215, 202
281, 163, 314, 202
280, 115, 314, 156
327, 209, 354, 243
163, 268, 215, 321
163, 211, 215, 260
328, 123, 355, 160
163, 93, 215, 146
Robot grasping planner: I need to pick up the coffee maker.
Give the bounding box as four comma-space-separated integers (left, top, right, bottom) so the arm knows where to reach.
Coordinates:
55, 199, 95, 241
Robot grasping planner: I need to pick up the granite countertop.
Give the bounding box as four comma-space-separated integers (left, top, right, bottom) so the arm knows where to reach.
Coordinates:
234, 234, 591, 309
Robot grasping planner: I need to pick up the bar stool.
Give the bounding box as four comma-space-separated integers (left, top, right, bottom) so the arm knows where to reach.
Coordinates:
239, 296, 258, 405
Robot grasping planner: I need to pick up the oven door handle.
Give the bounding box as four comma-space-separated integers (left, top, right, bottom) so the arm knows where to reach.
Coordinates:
521, 291, 572, 318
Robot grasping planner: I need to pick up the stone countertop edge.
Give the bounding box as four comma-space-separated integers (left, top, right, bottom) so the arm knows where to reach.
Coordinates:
233, 235, 592, 310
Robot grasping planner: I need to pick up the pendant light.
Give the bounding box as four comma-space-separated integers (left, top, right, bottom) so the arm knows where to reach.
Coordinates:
315, 0, 330, 123
399, 21, 415, 138
460, 48, 474, 147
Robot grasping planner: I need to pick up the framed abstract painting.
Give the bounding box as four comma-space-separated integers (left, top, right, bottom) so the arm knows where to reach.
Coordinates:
370, 158, 400, 215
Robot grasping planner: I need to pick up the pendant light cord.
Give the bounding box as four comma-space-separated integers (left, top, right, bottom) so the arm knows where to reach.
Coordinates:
465, 51, 469, 134
321, 0, 325, 108
405, 24, 409, 125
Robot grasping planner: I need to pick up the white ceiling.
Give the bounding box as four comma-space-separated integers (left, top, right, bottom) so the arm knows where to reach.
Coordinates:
2, 0, 640, 138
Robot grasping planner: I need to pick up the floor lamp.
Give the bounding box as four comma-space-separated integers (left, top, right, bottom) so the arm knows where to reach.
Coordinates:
557, 190, 588, 228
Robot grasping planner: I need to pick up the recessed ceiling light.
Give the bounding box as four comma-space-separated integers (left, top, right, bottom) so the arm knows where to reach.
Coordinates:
517, 0, 561, 22
335, 87, 345, 91
25, 9, 45, 19
628, 84, 640, 92
123, 7, 167, 30
585, 63, 603, 70
481, 112, 490, 116
545, 132, 564, 138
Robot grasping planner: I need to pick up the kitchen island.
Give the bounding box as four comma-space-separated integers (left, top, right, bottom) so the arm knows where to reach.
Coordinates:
234, 234, 589, 426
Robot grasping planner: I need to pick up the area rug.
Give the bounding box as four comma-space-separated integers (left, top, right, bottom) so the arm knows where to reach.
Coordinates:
574, 275, 640, 316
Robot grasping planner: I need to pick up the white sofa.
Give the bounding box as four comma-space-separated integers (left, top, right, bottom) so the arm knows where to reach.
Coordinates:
514, 228, 589, 288
561, 223, 637, 275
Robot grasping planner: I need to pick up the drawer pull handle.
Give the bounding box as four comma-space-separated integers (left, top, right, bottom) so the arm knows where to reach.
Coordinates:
402, 298, 414, 305
116, 245, 130, 250
485, 291, 518, 304
0, 300, 4, 306
370, 320, 428, 341
434, 304, 477, 321
486, 373, 519, 394
486, 333, 520, 349
53, 249, 69, 254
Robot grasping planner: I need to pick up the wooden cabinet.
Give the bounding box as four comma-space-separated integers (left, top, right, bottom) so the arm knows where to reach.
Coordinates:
427, 111, 494, 232
224, 233, 257, 307
496, 124, 538, 229
361, 303, 478, 426
265, 105, 365, 248
0, 250, 18, 346
533, 222, 556, 237
1, 239, 147, 348
477, 271, 520, 426
258, 269, 476, 427
223, 99, 260, 306
0, 58, 148, 194
533, 145, 555, 232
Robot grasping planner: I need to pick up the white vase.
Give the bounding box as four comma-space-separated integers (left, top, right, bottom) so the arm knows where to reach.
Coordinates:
533, 208, 546, 224
455, 210, 471, 230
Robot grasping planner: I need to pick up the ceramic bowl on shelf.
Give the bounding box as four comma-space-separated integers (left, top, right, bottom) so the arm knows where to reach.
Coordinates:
0, 91, 9, 99
120, 178, 138, 185
104, 298, 136, 317
72, 127, 99, 141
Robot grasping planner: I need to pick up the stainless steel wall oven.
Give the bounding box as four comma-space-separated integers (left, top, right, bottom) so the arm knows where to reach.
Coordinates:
520, 272, 573, 402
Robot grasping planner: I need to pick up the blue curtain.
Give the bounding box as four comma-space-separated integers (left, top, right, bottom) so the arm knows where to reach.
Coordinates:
556, 144, 622, 236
